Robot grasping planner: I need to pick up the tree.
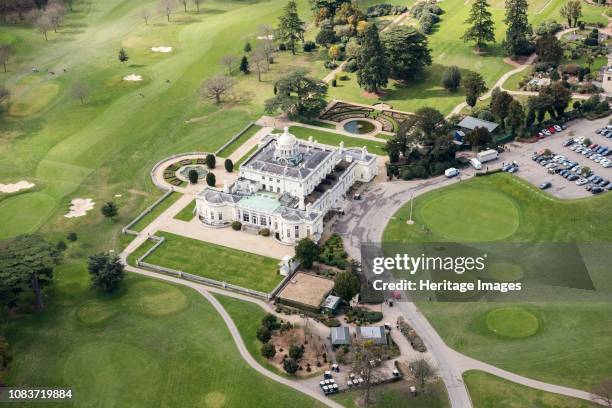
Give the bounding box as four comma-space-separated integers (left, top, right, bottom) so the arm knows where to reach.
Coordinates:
328, 44, 341, 61
334, 270, 360, 301
504, 0, 533, 57
47, 1, 66, 32
462, 0, 495, 50
193, 0, 203, 13
276, 0, 304, 55
101, 201, 118, 219
467, 126, 493, 149
289, 344, 303, 361
71, 80, 89, 105
180, 0, 188, 12
535, 32, 563, 64
264, 69, 328, 118
261, 342, 276, 359
315, 28, 336, 47
34, 15, 52, 41
506, 99, 524, 134
220, 54, 238, 75
442, 66, 462, 92
87, 253, 125, 292
257, 25, 275, 69
251, 47, 267, 82
382, 26, 432, 81
357, 24, 389, 93
560, 0, 581, 27
262, 313, 280, 330
408, 357, 437, 393
540, 81, 571, 117
256, 326, 271, 342
283, 358, 299, 374
243, 41, 252, 53
200, 75, 235, 104
224, 158, 234, 172
591, 378, 612, 408
0, 44, 11, 72
158, 0, 175, 22
140, 8, 151, 25
490, 87, 514, 123
294, 238, 319, 268
118, 48, 129, 65
396, 107, 450, 148
204, 154, 216, 169
0, 234, 61, 310
239, 55, 249, 74
206, 172, 216, 186
462, 72, 487, 107
188, 169, 198, 184
352, 340, 384, 406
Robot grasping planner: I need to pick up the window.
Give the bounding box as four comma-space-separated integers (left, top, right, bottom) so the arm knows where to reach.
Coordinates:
243, 212, 250, 222
218, 213, 222, 221
294, 225, 299, 238
261, 217, 267, 226
210, 211, 214, 219
252, 215, 258, 225
277, 187, 280, 193
286, 229, 290, 237
262, 184, 266, 190
306, 227, 310, 236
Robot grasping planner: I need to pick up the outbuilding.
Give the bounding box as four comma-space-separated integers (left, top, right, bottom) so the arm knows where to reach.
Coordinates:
330, 327, 351, 346
457, 116, 499, 133
355, 326, 388, 345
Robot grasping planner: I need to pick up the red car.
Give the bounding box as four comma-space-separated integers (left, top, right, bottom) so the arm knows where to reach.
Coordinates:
548, 127, 556, 134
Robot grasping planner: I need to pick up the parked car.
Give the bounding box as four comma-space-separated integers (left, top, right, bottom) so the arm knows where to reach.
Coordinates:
539, 181, 552, 190
576, 178, 589, 186
591, 187, 604, 194
554, 125, 563, 132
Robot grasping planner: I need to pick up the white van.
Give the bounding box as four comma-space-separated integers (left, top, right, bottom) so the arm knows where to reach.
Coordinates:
445, 167, 459, 178
469, 158, 482, 170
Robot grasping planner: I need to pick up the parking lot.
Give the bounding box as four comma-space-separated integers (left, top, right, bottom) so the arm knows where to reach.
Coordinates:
486, 115, 612, 199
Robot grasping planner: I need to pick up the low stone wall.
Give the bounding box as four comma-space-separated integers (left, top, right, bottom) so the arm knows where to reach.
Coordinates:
122, 189, 175, 236
215, 121, 256, 157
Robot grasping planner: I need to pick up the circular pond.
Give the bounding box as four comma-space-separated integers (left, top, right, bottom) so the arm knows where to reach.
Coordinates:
343, 119, 376, 135
178, 165, 208, 180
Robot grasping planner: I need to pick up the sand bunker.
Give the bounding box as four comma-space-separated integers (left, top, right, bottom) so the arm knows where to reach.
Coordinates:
0, 180, 34, 193
257, 35, 274, 40
151, 46, 172, 53
123, 74, 142, 82
65, 198, 95, 218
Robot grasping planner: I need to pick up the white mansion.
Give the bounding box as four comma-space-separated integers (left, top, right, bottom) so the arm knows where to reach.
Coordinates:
195, 127, 378, 245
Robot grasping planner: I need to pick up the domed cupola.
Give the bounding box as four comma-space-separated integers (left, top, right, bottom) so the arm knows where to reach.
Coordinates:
273, 127, 302, 165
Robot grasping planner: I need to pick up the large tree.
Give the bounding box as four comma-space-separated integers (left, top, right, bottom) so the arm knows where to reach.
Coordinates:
294, 238, 319, 268
264, 69, 328, 118
0, 235, 61, 310
504, 0, 533, 57
591, 377, 612, 408
535, 32, 563, 65
200, 75, 235, 104
539, 81, 572, 117
334, 271, 360, 301
88, 253, 125, 292
560, 0, 582, 27
442, 66, 462, 92
352, 341, 384, 406
505, 99, 524, 134
462, 72, 487, 107
394, 107, 451, 151
467, 126, 493, 149
489, 87, 514, 124
356, 24, 389, 93
382, 26, 432, 81
462, 0, 495, 50
276, 0, 304, 55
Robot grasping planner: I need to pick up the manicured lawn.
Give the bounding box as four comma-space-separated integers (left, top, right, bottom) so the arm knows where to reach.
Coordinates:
214, 294, 287, 376
3, 269, 323, 407
384, 173, 612, 390
331, 379, 450, 408
143, 232, 283, 293
464, 371, 598, 407
288, 126, 386, 155
129, 192, 181, 232
217, 124, 262, 158
173, 198, 196, 222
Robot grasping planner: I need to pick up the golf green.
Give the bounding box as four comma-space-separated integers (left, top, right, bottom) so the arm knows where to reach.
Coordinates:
486, 307, 540, 338
419, 188, 520, 241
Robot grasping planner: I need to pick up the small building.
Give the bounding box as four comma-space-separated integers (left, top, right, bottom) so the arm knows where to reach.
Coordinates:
457, 116, 499, 133
355, 326, 387, 345
330, 326, 351, 346
322, 294, 341, 314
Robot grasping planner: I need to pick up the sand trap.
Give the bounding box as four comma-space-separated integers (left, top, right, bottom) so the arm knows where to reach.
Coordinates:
65, 198, 95, 218
0, 180, 34, 193
123, 74, 142, 82
151, 46, 172, 53
256, 35, 274, 40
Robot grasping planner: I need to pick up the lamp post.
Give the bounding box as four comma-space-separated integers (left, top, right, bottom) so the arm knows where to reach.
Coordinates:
406, 192, 414, 225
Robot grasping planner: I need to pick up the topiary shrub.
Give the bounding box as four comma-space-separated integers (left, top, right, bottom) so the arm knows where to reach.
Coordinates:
231, 221, 242, 231
188, 169, 199, 184
206, 172, 216, 186
303, 41, 316, 52
331, 79, 337, 87
224, 158, 234, 172
259, 228, 270, 237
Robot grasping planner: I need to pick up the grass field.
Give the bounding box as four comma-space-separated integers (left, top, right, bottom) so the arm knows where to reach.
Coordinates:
143, 231, 283, 293
129, 191, 180, 232
331, 379, 450, 408
288, 126, 387, 155
464, 371, 598, 407
384, 173, 612, 390
217, 124, 262, 158
3, 270, 322, 407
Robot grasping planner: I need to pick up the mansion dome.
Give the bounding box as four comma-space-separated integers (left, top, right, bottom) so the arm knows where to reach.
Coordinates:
273, 127, 301, 165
